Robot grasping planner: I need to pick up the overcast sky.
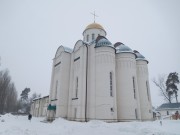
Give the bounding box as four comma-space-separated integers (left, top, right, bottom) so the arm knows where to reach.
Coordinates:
0, 0, 179, 107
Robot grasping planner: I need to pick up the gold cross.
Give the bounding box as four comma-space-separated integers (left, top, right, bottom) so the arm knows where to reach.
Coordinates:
91, 11, 98, 23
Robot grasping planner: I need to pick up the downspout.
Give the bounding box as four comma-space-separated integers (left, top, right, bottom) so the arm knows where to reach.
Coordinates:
38, 99, 40, 117
85, 44, 88, 122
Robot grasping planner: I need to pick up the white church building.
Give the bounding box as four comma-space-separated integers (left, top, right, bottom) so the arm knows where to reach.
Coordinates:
47, 22, 153, 122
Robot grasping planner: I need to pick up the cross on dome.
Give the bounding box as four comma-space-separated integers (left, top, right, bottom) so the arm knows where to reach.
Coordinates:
91, 11, 98, 23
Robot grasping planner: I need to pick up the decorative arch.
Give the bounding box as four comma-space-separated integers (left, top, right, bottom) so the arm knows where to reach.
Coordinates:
55, 45, 72, 58
73, 40, 84, 52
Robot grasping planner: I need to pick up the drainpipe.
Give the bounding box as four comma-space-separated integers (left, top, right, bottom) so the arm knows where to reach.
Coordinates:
85, 43, 88, 122
37, 98, 40, 117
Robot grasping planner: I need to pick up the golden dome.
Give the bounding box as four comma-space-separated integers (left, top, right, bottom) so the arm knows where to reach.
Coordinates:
85, 23, 105, 31
83, 22, 106, 35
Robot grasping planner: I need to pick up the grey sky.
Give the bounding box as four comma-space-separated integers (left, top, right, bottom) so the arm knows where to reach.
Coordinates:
0, 0, 179, 107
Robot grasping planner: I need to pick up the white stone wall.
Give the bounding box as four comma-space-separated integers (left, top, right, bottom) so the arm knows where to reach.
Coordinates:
68, 44, 87, 121
30, 96, 49, 117
41, 97, 48, 117
47, 46, 71, 119
30, 102, 35, 115
55, 52, 71, 118
116, 53, 141, 121
94, 46, 117, 121
136, 60, 153, 121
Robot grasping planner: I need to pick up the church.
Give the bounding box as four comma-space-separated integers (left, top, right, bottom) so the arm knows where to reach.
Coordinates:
47, 21, 153, 122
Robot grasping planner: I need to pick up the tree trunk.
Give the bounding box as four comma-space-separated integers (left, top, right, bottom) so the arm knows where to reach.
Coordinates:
175, 94, 178, 103
168, 94, 171, 103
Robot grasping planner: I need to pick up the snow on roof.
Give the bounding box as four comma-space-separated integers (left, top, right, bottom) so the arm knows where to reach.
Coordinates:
32, 97, 41, 101
64, 46, 73, 53
95, 36, 112, 48
43, 95, 49, 98
32, 95, 49, 101
115, 43, 133, 53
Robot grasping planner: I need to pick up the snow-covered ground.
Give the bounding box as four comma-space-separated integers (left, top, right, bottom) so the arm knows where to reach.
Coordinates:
0, 114, 180, 135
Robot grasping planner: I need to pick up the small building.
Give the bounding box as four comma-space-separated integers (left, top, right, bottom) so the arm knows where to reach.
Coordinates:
31, 96, 49, 117
156, 103, 180, 117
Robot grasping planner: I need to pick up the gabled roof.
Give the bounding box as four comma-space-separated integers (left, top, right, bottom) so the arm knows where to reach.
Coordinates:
156, 103, 180, 111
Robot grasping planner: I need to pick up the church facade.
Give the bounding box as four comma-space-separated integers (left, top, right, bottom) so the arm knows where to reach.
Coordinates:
47, 22, 153, 122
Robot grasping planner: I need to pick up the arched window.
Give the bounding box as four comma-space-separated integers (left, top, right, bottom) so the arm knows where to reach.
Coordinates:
146, 81, 150, 101
92, 33, 95, 40
75, 77, 78, 97
110, 72, 113, 97
132, 77, 136, 99
87, 35, 89, 42
74, 108, 77, 119
55, 80, 58, 99
135, 109, 138, 119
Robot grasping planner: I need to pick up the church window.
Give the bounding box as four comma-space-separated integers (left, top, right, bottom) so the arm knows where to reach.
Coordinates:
110, 72, 113, 97
74, 57, 80, 62
135, 109, 138, 119
75, 77, 78, 98
87, 35, 89, 42
133, 77, 136, 99
55, 80, 58, 99
146, 81, 150, 101
74, 108, 77, 119
92, 33, 95, 40
110, 107, 114, 112
54, 61, 61, 67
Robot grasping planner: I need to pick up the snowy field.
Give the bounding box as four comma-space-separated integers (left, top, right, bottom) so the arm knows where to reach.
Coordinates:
0, 114, 180, 135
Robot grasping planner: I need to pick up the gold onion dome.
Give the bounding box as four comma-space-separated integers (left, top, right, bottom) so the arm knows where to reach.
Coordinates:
85, 23, 105, 30
83, 22, 106, 35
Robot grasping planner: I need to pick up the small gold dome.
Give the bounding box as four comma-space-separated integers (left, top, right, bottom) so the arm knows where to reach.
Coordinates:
83, 22, 106, 35
85, 23, 105, 31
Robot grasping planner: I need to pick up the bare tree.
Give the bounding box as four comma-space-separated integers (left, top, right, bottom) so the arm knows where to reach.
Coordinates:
6, 83, 18, 112
26, 92, 41, 113
0, 70, 11, 114
29, 92, 41, 103
0, 58, 18, 114
0, 69, 18, 114
152, 75, 173, 103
